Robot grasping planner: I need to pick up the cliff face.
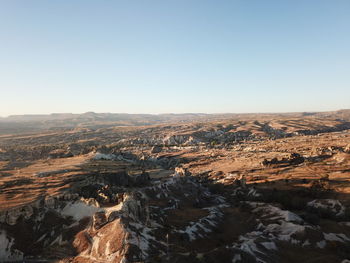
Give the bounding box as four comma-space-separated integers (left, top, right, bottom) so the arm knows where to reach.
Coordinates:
5, 169, 349, 263
0, 170, 233, 263
0, 190, 134, 262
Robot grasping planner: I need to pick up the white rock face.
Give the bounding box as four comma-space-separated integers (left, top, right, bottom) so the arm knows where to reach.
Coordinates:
61, 201, 102, 221
254, 204, 303, 223
323, 232, 350, 242
231, 202, 309, 262
184, 136, 198, 145
177, 205, 225, 241
162, 134, 190, 145
307, 199, 346, 217
93, 152, 116, 160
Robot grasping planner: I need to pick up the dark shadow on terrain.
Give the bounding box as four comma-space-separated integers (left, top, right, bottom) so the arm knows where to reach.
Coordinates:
0, 161, 33, 171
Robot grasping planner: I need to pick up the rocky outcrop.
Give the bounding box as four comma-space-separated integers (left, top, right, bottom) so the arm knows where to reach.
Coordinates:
262, 153, 304, 166
174, 166, 191, 176
89, 170, 150, 189
48, 148, 73, 159
345, 144, 350, 154
307, 199, 346, 218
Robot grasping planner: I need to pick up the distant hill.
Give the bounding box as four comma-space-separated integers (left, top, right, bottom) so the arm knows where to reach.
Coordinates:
0, 110, 349, 135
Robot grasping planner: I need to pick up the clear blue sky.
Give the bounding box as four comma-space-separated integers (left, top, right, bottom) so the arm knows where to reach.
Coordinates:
1, 1, 349, 116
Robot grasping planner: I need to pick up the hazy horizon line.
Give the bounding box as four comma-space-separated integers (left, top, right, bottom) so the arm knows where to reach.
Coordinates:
1, 108, 349, 118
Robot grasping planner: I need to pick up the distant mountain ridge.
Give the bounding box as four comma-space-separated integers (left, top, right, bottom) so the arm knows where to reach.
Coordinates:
1, 109, 350, 122
0, 110, 349, 136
